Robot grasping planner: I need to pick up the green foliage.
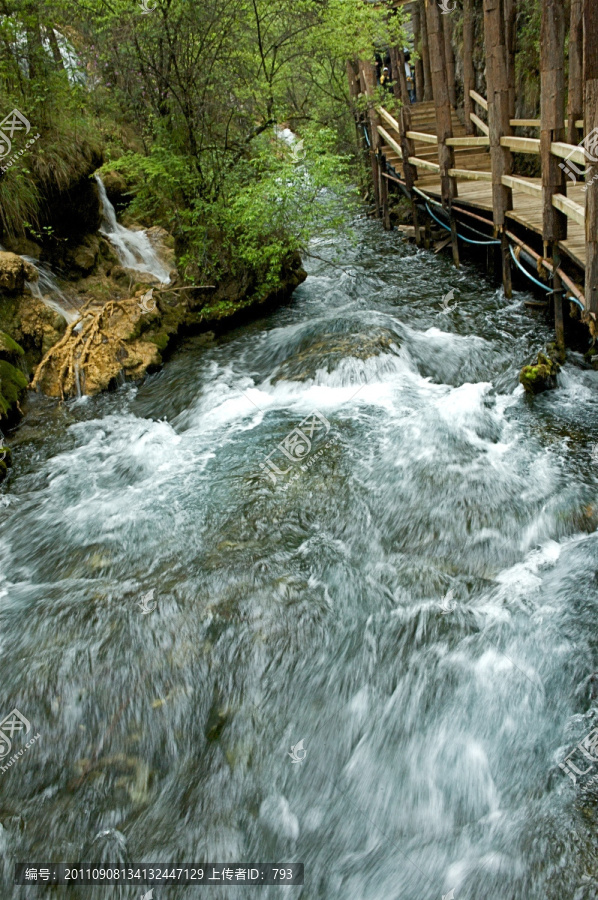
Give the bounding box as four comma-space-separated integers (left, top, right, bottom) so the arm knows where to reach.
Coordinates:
0, 0, 405, 289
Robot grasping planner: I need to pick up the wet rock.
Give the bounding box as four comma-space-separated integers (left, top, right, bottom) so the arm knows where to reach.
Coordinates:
0, 330, 24, 363
111, 265, 163, 289
97, 237, 120, 269
32, 295, 162, 397
68, 235, 100, 276
101, 170, 129, 209
519, 350, 560, 395
1, 237, 42, 259
0, 360, 28, 424
272, 329, 397, 383
0, 252, 37, 294
145, 226, 176, 272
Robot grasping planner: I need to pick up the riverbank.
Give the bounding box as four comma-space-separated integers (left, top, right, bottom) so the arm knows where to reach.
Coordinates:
0, 172, 307, 476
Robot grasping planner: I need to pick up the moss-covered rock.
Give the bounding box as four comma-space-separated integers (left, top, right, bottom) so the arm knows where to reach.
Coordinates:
0, 359, 28, 421
0, 330, 25, 361
519, 351, 560, 395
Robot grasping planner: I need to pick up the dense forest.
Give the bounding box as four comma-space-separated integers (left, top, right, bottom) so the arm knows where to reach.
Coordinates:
0, 0, 405, 284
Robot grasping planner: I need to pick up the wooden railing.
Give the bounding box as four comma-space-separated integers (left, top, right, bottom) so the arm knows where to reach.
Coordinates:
375, 88, 590, 237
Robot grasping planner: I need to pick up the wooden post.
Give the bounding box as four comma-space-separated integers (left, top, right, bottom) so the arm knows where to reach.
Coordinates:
390, 44, 421, 244
379, 154, 391, 230
553, 244, 565, 350
483, 0, 513, 296
420, 0, 434, 102
443, 13, 457, 109
412, 3, 425, 103
359, 59, 382, 218
504, 0, 517, 120
425, 0, 459, 265
584, 0, 598, 315
463, 0, 475, 134
540, 0, 567, 351
346, 60, 366, 151
567, 0, 583, 146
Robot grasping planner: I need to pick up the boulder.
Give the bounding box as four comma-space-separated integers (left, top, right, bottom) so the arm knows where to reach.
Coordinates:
0, 252, 38, 294
111, 265, 163, 289
519, 351, 560, 395
68, 235, 100, 276
0, 330, 25, 363
102, 170, 130, 209
1, 237, 43, 259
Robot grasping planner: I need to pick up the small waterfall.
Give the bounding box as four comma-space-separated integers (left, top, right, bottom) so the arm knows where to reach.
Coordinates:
23, 257, 80, 324
0, 244, 79, 324
95, 175, 171, 284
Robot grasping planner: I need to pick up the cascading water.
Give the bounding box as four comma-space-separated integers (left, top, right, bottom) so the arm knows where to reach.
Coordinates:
1, 217, 598, 899
0, 244, 79, 324
23, 256, 80, 324
95, 175, 171, 284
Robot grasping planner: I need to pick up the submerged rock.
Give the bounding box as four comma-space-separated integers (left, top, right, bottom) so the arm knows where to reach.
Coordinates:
272, 329, 397, 383
519, 351, 560, 395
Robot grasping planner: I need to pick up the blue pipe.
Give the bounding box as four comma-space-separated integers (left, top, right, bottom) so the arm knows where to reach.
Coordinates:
425, 202, 500, 246
508, 245, 552, 293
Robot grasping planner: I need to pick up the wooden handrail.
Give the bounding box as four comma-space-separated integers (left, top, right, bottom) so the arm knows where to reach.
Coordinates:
377, 125, 403, 159
448, 168, 492, 181
469, 89, 488, 111
510, 118, 584, 128
446, 136, 490, 147
500, 135, 541, 153
510, 119, 541, 127
377, 106, 400, 134
407, 156, 440, 172
501, 174, 542, 196
550, 141, 587, 164
470, 113, 489, 136
406, 130, 438, 144
552, 193, 585, 227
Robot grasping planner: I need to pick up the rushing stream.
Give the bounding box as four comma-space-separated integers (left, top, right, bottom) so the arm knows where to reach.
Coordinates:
2, 217, 598, 899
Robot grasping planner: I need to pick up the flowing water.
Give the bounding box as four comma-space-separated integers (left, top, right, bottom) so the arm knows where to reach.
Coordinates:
2, 218, 598, 900
95, 176, 172, 285
0, 245, 78, 324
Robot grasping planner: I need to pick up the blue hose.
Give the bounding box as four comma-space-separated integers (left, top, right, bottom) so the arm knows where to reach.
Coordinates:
397, 178, 586, 308
508, 244, 552, 293
425, 202, 500, 246
508, 246, 585, 308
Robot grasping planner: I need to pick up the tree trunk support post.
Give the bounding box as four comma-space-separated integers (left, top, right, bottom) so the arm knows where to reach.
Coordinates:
584, 0, 598, 315
359, 59, 382, 219
412, 3, 425, 103
463, 0, 475, 134
347, 60, 367, 154
420, 0, 434, 102
568, 0, 583, 146
483, 0, 513, 297
504, 0, 517, 121
540, 0, 568, 350
443, 14, 457, 109
425, 0, 459, 266
390, 45, 421, 244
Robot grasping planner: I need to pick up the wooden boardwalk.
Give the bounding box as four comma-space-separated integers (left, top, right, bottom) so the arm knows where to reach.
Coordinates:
377, 100, 588, 270
348, 0, 598, 337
